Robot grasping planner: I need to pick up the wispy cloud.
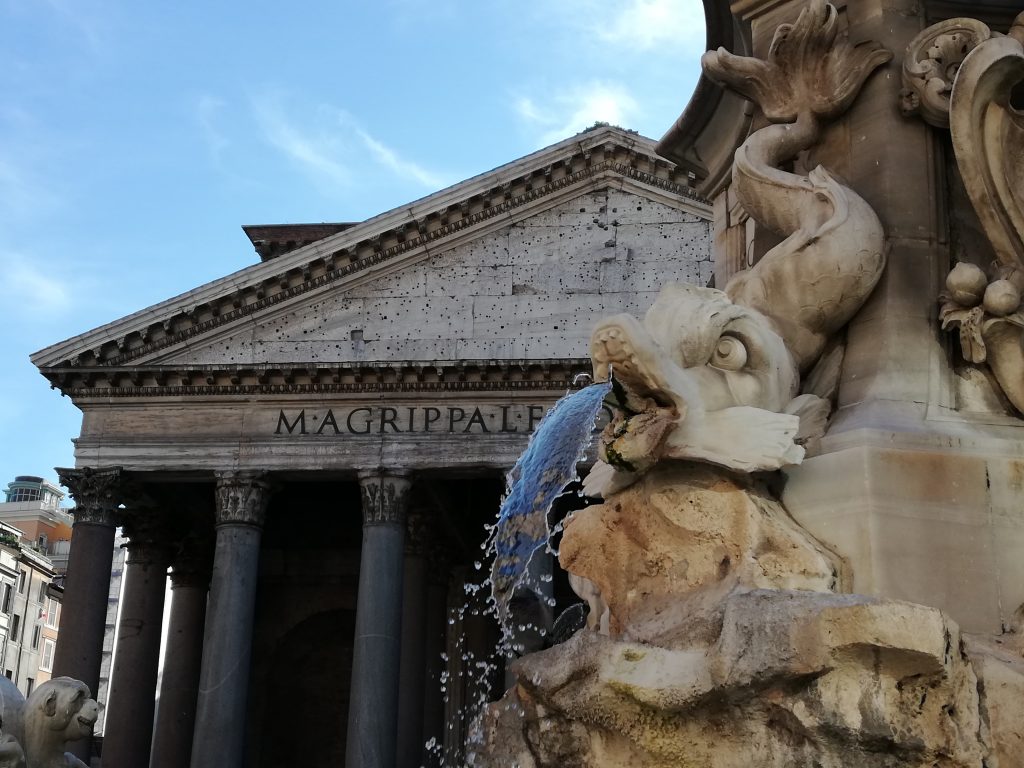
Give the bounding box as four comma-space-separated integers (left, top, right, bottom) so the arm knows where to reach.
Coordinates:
251, 92, 451, 192
0, 250, 72, 318
195, 95, 229, 163
590, 0, 705, 51
516, 81, 639, 147
355, 129, 450, 189
252, 96, 352, 189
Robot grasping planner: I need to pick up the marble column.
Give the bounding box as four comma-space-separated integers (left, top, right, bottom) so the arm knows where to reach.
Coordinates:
53, 466, 122, 763
397, 508, 429, 768
190, 471, 272, 768
102, 507, 171, 768
151, 537, 212, 768
345, 470, 411, 768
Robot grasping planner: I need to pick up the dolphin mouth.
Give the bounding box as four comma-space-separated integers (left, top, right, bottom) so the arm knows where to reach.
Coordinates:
591, 319, 680, 472
591, 322, 676, 412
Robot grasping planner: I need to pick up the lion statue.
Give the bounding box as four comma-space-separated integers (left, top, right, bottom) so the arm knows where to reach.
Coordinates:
21, 679, 96, 768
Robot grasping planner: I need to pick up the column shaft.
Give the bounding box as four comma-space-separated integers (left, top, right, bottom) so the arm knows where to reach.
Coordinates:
190, 473, 271, 768
396, 544, 428, 768
102, 546, 169, 768
345, 471, 410, 768
52, 521, 116, 691
150, 573, 208, 768
53, 467, 123, 764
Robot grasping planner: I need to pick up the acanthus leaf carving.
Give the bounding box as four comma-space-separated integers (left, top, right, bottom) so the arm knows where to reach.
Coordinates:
57, 466, 123, 526
357, 470, 411, 526
213, 471, 272, 528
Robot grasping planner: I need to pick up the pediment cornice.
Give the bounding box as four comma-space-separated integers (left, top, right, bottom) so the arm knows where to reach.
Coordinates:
32, 127, 708, 372
40, 358, 592, 399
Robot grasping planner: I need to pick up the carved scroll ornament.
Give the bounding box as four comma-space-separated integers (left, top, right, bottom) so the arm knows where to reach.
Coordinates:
903, 13, 1024, 265
950, 16, 1024, 270
904, 13, 1024, 415
900, 18, 994, 128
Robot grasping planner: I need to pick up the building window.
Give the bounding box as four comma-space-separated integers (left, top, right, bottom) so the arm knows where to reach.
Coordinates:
1, 584, 11, 615
17, 572, 25, 594
40, 639, 55, 673
7, 489, 41, 503
25, 679, 33, 697
3, 671, 10, 680
36, 581, 45, 605
10, 615, 19, 643
44, 599, 58, 629
30, 626, 39, 651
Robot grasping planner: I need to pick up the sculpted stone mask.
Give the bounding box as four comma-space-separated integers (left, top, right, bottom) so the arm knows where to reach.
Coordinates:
591, 282, 804, 476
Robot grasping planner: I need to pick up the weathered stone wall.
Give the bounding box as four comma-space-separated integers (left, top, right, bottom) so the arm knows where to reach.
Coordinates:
160, 189, 711, 366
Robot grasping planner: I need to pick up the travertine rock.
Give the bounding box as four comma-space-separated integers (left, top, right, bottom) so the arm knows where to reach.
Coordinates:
474, 591, 1020, 768
963, 634, 1024, 767
560, 463, 840, 644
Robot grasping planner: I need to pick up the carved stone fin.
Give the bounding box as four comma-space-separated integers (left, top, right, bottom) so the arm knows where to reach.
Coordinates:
702, 0, 892, 124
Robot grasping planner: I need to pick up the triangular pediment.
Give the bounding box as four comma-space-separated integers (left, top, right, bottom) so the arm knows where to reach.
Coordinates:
32, 127, 710, 397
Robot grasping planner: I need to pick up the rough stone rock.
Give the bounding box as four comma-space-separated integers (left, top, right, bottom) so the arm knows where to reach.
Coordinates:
961, 633, 1024, 767
473, 590, 1010, 768
559, 463, 841, 645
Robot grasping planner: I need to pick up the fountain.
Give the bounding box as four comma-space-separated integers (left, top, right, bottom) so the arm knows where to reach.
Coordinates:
470, 2, 1024, 766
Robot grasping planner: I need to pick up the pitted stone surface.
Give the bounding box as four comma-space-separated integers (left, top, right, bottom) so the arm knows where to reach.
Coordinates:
155, 190, 711, 366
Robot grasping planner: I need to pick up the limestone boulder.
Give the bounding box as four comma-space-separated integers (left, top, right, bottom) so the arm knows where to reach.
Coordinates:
558, 463, 841, 644
472, 590, 1007, 768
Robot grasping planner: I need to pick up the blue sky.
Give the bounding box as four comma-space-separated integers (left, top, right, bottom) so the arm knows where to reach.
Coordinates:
0, 0, 705, 491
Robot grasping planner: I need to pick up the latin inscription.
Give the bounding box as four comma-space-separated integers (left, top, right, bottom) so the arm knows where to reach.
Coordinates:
274, 404, 612, 436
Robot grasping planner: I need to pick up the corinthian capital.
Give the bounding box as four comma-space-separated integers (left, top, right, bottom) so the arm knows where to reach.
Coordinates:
57, 466, 123, 526
357, 470, 412, 526
118, 504, 174, 567
214, 471, 272, 528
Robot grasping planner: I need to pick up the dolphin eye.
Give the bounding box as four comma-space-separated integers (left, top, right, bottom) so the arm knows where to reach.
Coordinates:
711, 335, 748, 371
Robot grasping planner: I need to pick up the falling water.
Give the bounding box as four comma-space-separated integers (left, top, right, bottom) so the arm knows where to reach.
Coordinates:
422, 379, 612, 767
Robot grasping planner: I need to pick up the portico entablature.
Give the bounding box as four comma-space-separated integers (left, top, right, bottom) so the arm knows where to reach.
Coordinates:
65, 358, 596, 472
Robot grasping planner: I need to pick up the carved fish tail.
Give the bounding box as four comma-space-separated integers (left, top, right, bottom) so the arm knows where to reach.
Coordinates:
732, 110, 820, 238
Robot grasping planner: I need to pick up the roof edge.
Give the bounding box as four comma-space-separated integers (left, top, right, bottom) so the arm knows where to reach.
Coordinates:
33, 127, 707, 371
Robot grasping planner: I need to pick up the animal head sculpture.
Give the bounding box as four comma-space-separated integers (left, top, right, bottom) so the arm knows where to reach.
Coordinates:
592, 283, 804, 477
23, 678, 97, 768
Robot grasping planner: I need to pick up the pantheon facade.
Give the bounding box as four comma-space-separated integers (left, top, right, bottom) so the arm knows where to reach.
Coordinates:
31, 125, 712, 767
